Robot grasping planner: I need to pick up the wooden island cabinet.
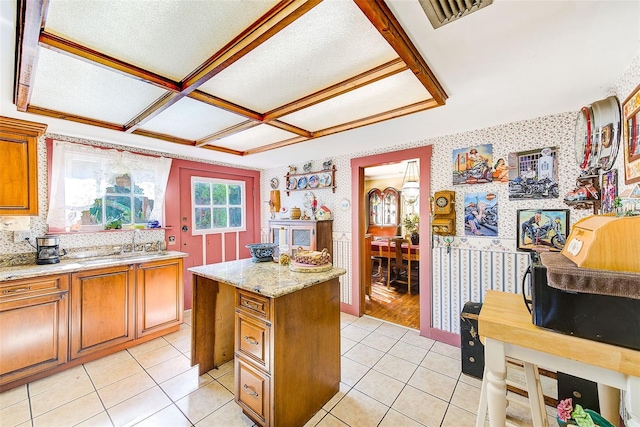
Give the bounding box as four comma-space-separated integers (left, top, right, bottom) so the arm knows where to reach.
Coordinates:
190, 259, 345, 427
0, 252, 185, 391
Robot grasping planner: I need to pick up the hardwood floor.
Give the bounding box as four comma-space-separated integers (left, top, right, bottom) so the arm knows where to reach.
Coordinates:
364, 274, 420, 329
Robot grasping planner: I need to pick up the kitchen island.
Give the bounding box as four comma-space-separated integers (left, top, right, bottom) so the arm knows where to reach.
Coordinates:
189, 259, 346, 427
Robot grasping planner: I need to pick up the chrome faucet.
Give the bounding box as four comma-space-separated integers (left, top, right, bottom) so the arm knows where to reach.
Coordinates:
132, 229, 142, 252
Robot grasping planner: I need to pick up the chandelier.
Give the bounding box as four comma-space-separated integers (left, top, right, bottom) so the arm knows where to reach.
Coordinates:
401, 160, 420, 203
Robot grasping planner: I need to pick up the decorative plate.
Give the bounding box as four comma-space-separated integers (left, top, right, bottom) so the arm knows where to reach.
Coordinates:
270, 177, 279, 189
319, 172, 332, 187
308, 174, 319, 188
297, 176, 308, 189
287, 177, 297, 190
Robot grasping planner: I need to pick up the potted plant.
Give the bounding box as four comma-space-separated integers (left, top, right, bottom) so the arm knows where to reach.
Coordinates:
403, 213, 419, 245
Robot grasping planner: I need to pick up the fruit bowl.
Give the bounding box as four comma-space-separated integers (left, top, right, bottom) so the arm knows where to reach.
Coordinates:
245, 243, 278, 262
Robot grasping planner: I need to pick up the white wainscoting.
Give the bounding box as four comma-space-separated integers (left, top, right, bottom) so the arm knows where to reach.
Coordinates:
332, 232, 352, 305
432, 237, 531, 334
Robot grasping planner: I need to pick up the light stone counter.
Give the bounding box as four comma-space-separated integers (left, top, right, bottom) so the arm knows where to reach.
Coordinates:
189, 258, 346, 298
0, 251, 188, 282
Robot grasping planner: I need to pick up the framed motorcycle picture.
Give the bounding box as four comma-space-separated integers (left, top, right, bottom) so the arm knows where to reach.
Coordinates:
516, 209, 569, 252
452, 144, 493, 185
507, 146, 559, 200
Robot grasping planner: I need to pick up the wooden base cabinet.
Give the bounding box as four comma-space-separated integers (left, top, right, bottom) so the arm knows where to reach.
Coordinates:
136, 258, 184, 338
234, 280, 340, 427
0, 275, 68, 385
70, 265, 135, 359
0, 257, 185, 391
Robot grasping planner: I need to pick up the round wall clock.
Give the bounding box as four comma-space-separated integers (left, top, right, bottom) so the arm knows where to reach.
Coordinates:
436, 196, 448, 208
270, 177, 279, 189
574, 106, 593, 169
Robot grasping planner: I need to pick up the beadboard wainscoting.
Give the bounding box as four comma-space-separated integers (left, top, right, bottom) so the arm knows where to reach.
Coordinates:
332, 232, 353, 305
432, 237, 530, 334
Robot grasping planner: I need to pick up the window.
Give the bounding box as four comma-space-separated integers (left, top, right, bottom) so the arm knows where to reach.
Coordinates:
47, 141, 172, 231
191, 177, 245, 234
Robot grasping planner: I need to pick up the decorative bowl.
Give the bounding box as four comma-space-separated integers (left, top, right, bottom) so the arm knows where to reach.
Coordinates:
246, 243, 278, 262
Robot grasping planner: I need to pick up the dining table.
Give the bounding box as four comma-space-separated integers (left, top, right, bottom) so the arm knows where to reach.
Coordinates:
370, 237, 420, 261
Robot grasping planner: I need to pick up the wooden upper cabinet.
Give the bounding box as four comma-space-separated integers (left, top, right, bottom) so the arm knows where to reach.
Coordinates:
0, 117, 47, 216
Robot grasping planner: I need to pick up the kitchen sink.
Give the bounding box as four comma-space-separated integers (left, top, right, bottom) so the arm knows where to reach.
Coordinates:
76, 251, 174, 266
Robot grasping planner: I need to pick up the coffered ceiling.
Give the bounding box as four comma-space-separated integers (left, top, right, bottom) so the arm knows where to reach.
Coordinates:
2, 1, 638, 170
13, 0, 446, 156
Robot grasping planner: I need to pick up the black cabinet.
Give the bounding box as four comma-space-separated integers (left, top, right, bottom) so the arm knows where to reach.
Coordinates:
460, 302, 484, 379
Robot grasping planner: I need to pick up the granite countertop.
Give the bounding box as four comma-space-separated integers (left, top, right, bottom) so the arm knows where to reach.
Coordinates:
189, 258, 346, 298
0, 251, 189, 282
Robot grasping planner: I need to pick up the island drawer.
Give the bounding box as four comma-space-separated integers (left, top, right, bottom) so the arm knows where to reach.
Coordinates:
236, 312, 270, 371
237, 290, 271, 321
236, 358, 269, 426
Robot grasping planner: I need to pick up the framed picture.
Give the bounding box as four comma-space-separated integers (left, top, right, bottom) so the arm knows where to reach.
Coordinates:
600, 169, 617, 214
623, 83, 640, 184
516, 209, 569, 252
452, 144, 493, 185
507, 147, 559, 199
463, 192, 498, 237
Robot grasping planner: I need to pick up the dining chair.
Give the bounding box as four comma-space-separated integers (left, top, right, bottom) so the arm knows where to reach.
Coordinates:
371, 238, 388, 285
387, 237, 412, 294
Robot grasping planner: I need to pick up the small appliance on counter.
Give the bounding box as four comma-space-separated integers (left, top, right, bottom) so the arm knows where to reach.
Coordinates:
527, 251, 640, 351
32, 235, 67, 264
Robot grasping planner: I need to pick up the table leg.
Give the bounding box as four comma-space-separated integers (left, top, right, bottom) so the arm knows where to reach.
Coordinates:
476, 367, 488, 427
626, 376, 640, 427
523, 362, 548, 427
485, 338, 507, 426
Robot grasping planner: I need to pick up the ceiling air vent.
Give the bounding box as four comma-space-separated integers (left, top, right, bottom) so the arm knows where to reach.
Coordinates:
418, 0, 493, 29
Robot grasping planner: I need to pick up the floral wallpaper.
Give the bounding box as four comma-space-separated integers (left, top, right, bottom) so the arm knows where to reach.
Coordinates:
263, 54, 639, 334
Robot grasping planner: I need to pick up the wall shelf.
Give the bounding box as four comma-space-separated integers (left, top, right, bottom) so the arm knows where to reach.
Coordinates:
284, 165, 336, 196
563, 174, 601, 215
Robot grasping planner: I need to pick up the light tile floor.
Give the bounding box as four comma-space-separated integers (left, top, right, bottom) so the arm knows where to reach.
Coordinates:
0, 311, 557, 427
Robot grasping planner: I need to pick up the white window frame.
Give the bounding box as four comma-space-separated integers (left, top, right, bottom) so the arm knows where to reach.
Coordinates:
191, 176, 246, 235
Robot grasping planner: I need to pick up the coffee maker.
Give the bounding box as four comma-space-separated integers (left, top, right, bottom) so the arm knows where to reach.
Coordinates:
34, 235, 66, 265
